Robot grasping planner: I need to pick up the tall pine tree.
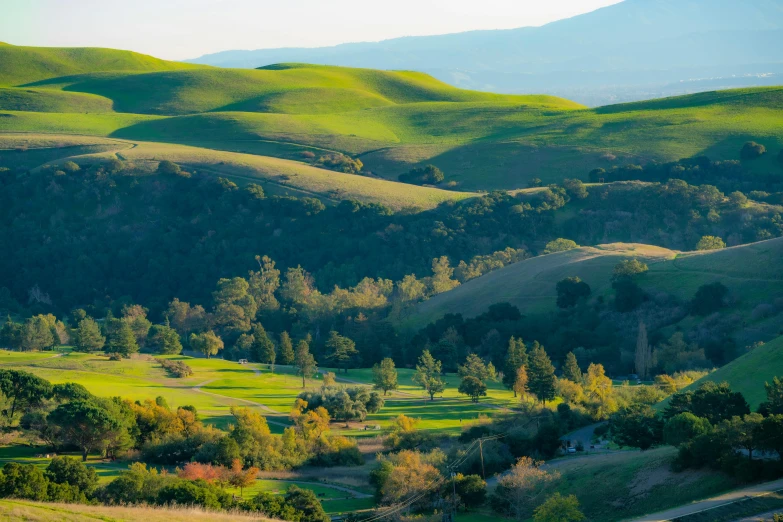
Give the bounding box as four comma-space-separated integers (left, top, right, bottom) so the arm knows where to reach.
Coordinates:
502, 337, 528, 395
528, 342, 556, 404
278, 331, 295, 366
562, 352, 582, 383
250, 323, 276, 367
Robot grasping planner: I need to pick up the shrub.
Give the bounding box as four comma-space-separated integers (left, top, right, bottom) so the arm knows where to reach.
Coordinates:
695, 235, 726, 251
156, 358, 193, 377
691, 282, 729, 316
314, 153, 362, 174
543, 238, 578, 255
612, 259, 648, 280
157, 160, 183, 176
740, 141, 766, 160
399, 165, 445, 185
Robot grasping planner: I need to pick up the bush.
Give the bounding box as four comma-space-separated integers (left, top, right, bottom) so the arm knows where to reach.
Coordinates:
695, 235, 726, 251
556, 277, 591, 308
314, 153, 362, 174
399, 165, 445, 185
691, 282, 729, 316
157, 160, 184, 176
612, 259, 648, 280
543, 238, 578, 254
157, 358, 193, 378
740, 141, 766, 160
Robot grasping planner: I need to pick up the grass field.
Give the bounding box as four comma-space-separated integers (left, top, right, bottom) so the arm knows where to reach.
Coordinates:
550, 447, 739, 522
0, 499, 274, 521
0, 350, 517, 435
406, 237, 783, 334
0, 133, 476, 211
2, 43, 783, 192
681, 335, 783, 409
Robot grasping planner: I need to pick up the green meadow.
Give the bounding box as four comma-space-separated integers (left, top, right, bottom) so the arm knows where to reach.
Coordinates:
1, 43, 782, 195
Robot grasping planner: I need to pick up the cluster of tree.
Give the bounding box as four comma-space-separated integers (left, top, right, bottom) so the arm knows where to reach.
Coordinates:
609, 379, 783, 483
295, 385, 384, 426
398, 164, 445, 186
589, 148, 783, 193
313, 153, 363, 174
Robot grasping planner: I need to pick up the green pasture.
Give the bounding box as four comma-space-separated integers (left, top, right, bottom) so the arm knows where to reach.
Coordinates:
408, 237, 783, 334
2, 43, 782, 193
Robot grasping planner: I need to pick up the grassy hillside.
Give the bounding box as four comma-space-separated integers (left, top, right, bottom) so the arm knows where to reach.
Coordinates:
0, 43, 202, 86
683, 335, 783, 409
406, 237, 783, 329
2, 43, 783, 193
0, 499, 272, 521
0, 134, 475, 210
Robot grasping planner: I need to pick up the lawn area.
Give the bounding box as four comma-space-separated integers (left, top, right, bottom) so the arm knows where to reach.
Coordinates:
551, 447, 739, 522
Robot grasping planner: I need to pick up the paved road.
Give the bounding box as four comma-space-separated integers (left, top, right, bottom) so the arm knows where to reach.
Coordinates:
629, 478, 783, 521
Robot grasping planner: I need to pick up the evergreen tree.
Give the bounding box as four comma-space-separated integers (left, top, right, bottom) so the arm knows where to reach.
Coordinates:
372, 358, 398, 396
278, 331, 295, 366
458, 353, 497, 383
562, 352, 582, 383
513, 366, 529, 398
74, 317, 105, 352
108, 322, 138, 358
502, 337, 528, 394
325, 331, 360, 374
528, 342, 556, 404
413, 349, 446, 400
250, 323, 276, 367
294, 340, 317, 388
635, 321, 652, 380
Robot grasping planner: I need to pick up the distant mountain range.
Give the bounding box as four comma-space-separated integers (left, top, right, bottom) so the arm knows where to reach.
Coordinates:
188, 0, 783, 106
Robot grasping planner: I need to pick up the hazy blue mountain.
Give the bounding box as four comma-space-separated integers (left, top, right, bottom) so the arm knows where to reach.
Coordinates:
189, 0, 783, 105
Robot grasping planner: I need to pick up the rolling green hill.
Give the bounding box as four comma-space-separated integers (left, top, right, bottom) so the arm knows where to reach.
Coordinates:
406, 237, 783, 329
683, 335, 783, 409
2, 43, 783, 195
0, 43, 203, 86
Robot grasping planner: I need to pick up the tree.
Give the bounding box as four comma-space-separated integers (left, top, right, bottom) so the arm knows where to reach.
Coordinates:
719, 413, 763, 460
543, 238, 578, 254
609, 404, 663, 450
513, 366, 529, 398
757, 414, 783, 458
612, 259, 648, 280
534, 493, 585, 522
248, 255, 280, 313
503, 337, 528, 394
121, 305, 151, 347
278, 331, 295, 366
459, 353, 497, 383
493, 457, 560, 520
527, 343, 556, 404
21, 316, 55, 351
250, 323, 276, 366
430, 256, 460, 295
398, 164, 445, 185
413, 350, 446, 401
48, 400, 122, 461
0, 369, 53, 424
583, 363, 617, 420
372, 358, 398, 396
459, 376, 488, 402
107, 321, 138, 358
325, 331, 360, 373
74, 317, 105, 352
285, 485, 331, 522
691, 282, 728, 316
664, 381, 749, 425
759, 377, 783, 416
663, 413, 712, 447
322, 372, 336, 387
556, 277, 591, 308
453, 473, 487, 509
696, 235, 726, 251
562, 352, 582, 383
189, 331, 224, 359
147, 324, 182, 354
0, 462, 49, 500
740, 141, 766, 160
213, 277, 257, 335
562, 179, 588, 200
225, 458, 258, 497
294, 340, 317, 388
45, 456, 98, 494
613, 277, 645, 312
635, 321, 652, 380
157, 160, 182, 175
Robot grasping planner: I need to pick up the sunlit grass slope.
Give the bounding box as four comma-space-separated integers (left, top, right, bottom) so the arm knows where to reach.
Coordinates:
683, 335, 783, 409
0, 43, 203, 86
0, 87, 114, 113
407, 237, 783, 329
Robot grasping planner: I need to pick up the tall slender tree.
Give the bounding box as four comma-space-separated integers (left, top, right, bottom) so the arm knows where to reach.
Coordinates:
278, 331, 295, 366
562, 352, 582, 383
413, 350, 446, 401
372, 358, 398, 396
635, 321, 652, 380
503, 337, 528, 395
250, 323, 276, 368
294, 340, 317, 388
528, 342, 556, 404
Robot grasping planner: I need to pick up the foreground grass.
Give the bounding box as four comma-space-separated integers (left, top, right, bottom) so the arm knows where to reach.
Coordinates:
0, 499, 271, 521
551, 447, 738, 522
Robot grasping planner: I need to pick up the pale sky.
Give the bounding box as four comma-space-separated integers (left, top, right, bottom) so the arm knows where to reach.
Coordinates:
0, 0, 623, 60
